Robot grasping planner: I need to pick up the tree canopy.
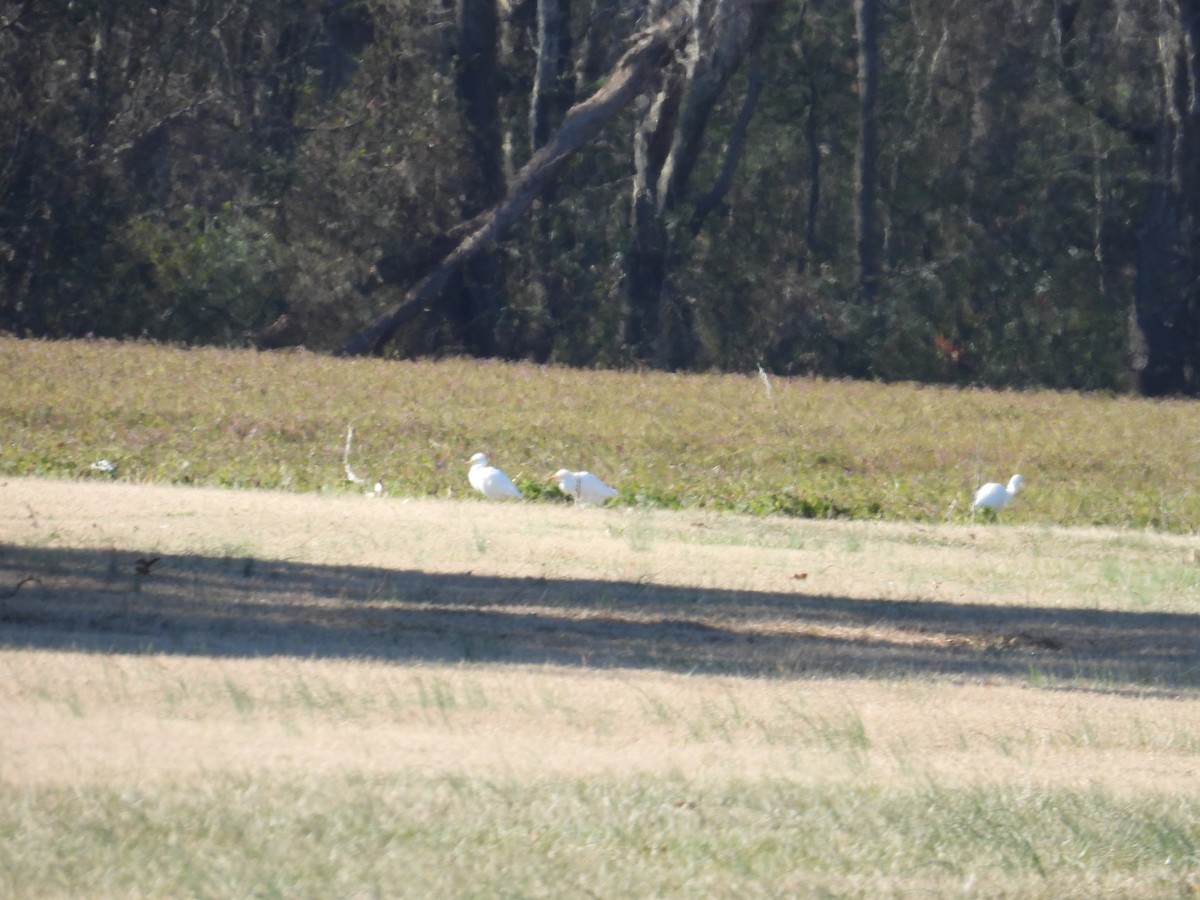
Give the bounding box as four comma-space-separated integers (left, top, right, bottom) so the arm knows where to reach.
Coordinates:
3, 0, 1198, 394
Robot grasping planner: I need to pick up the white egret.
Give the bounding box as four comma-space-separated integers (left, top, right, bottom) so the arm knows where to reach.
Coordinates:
468, 452, 522, 499
551, 469, 618, 506
972, 474, 1024, 514
343, 424, 383, 495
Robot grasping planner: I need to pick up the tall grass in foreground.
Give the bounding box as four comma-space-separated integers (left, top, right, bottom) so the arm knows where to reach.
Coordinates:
4, 337, 1200, 531
1, 775, 1195, 898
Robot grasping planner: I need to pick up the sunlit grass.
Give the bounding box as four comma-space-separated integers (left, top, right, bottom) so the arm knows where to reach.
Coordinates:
4, 336, 1200, 530
4, 338, 1199, 898
0, 774, 1196, 898
3, 636, 1198, 896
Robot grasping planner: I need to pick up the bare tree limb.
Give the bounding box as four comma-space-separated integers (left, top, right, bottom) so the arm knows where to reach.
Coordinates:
690, 39, 767, 234
660, 0, 780, 210
338, 3, 694, 357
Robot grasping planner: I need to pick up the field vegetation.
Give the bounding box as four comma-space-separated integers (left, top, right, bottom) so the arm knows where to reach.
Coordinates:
4, 337, 1200, 531
2, 338, 1199, 896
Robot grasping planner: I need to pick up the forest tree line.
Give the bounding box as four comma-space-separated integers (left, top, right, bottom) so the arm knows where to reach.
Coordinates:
3, 0, 1199, 394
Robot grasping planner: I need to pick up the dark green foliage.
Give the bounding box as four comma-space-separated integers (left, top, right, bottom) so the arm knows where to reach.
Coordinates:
0, 0, 1190, 391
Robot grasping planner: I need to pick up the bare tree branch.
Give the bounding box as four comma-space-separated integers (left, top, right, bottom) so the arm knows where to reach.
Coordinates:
690, 32, 768, 234
338, 3, 694, 357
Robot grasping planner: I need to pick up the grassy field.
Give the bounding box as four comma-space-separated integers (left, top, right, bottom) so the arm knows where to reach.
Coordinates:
2, 339, 1200, 896
4, 336, 1200, 530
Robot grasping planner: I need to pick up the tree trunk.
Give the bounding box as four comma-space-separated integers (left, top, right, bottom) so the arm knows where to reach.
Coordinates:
1055, 0, 1199, 395
453, 0, 506, 356
801, 66, 822, 267
530, 0, 575, 150
529, 0, 578, 361
623, 0, 779, 367
338, 4, 694, 357
690, 48, 766, 234
1133, 1, 1200, 394
854, 0, 880, 303
624, 55, 685, 364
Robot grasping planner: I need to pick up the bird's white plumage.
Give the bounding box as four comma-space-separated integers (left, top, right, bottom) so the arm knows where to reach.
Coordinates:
468, 452, 522, 499
972, 474, 1024, 511
551, 469, 618, 506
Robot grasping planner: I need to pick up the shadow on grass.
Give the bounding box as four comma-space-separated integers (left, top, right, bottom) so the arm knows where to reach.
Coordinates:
1, 543, 1197, 694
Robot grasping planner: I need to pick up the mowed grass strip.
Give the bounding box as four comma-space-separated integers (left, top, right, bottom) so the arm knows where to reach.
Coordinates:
4, 650, 1198, 791
1, 773, 1197, 898
3, 640, 1198, 895
4, 336, 1200, 530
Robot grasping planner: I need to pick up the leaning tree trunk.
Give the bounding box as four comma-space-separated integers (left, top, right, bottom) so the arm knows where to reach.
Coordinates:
338, 4, 695, 357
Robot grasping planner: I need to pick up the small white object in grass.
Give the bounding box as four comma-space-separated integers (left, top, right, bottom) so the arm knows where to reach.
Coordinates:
757, 363, 772, 399
343, 424, 366, 484
468, 452, 522, 499
972, 474, 1024, 512
344, 424, 382, 495
90, 459, 115, 474
550, 469, 618, 506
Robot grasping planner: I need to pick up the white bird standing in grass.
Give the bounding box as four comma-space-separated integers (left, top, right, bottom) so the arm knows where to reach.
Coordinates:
468, 452, 522, 499
551, 469, 618, 506
343, 425, 383, 496
972, 474, 1024, 516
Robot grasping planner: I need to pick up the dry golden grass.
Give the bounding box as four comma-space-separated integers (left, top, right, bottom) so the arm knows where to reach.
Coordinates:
3, 475, 1198, 787
2, 477, 1199, 896
3, 650, 1197, 800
